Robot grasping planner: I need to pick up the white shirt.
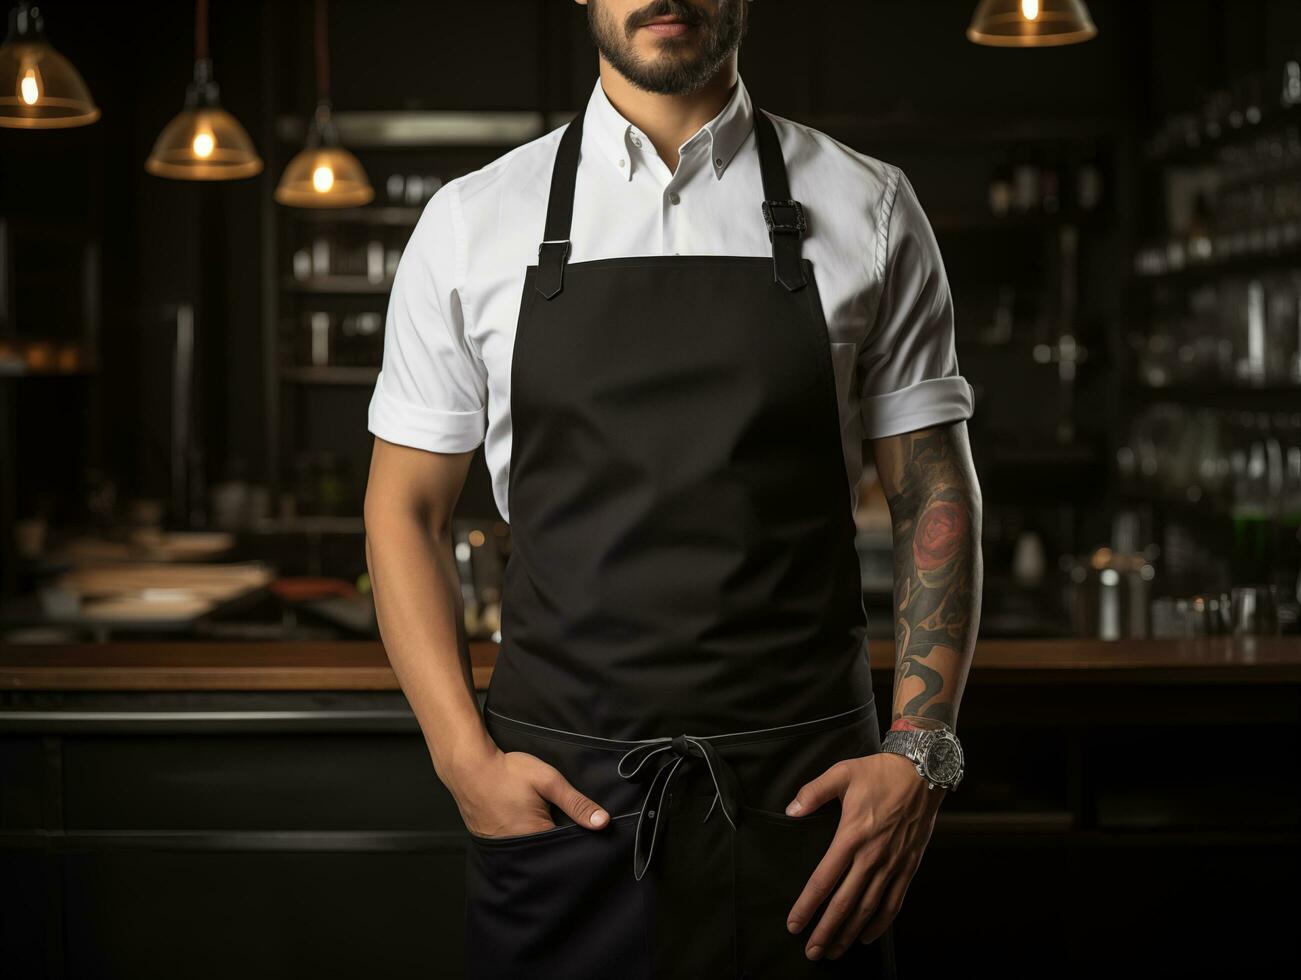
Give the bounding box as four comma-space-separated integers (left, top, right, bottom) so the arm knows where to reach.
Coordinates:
367, 72, 975, 523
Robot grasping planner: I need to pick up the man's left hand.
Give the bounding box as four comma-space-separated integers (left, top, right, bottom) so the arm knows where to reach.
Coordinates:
783, 750, 945, 960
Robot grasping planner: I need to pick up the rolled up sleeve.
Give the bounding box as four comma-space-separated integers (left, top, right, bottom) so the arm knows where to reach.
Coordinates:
857, 167, 975, 440
367, 180, 488, 453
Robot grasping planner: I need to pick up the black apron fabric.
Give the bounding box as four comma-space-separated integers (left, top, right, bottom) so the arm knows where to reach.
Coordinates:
466, 102, 896, 979
466, 699, 898, 979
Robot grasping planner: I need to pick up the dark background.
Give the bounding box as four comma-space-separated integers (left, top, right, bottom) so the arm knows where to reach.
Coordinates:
4, 0, 1299, 605
1, 4, 1299, 977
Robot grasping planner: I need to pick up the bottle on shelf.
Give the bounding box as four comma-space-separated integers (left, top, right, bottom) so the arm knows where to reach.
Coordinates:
1186, 189, 1215, 265
308, 311, 331, 367
1282, 48, 1301, 108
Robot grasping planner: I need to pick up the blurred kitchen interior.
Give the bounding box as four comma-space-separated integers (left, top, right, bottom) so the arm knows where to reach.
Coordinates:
2, 0, 1301, 642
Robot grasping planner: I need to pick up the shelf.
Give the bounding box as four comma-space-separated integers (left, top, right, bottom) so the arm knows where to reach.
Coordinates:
275, 109, 571, 148
1114, 488, 1234, 522
286, 206, 424, 227
273, 109, 1123, 152
1130, 380, 1301, 409
246, 516, 366, 535
981, 442, 1101, 467
282, 276, 393, 295
930, 209, 1108, 234
813, 111, 1123, 146
1144, 103, 1301, 168
1133, 239, 1301, 285
1213, 158, 1301, 194
282, 366, 380, 386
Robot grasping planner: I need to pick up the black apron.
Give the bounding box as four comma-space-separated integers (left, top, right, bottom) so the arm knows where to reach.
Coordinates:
465, 103, 897, 980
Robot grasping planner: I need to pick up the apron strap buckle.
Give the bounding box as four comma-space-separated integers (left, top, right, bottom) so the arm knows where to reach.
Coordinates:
761, 199, 806, 238
761, 199, 808, 292
536, 239, 571, 299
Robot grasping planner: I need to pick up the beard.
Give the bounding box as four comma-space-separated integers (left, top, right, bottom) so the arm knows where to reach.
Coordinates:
585, 0, 748, 96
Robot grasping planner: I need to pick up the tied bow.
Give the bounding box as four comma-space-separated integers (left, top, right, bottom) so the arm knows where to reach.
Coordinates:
616, 733, 744, 882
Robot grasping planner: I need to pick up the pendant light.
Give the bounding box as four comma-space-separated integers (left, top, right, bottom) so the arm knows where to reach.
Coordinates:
274, 0, 373, 208
0, 1, 99, 128
967, 0, 1097, 48
145, 0, 261, 180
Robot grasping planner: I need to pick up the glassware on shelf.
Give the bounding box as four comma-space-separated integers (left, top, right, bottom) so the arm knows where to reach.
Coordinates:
1230, 584, 1281, 634
403, 175, 424, 206
1282, 48, 1301, 108
1117, 405, 1301, 518
1149, 592, 1234, 637
292, 248, 312, 281
311, 237, 331, 277
366, 240, 385, 283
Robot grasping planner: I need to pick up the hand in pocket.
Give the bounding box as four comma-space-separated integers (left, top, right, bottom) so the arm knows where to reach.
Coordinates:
454, 746, 612, 839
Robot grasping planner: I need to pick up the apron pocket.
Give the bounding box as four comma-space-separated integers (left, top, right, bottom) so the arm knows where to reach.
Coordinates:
467, 817, 589, 848
465, 811, 650, 980
735, 803, 886, 978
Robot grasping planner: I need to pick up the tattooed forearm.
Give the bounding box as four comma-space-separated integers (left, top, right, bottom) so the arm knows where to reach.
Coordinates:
871, 423, 982, 735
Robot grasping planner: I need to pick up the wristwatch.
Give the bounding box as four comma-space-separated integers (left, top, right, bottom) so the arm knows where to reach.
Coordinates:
880, 727, 965, 792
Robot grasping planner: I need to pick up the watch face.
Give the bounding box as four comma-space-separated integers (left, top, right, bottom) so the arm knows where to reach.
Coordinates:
923, 735, 963, 784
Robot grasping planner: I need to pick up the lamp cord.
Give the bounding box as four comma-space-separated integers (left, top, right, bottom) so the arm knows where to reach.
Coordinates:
195, 0, 209, 61
315, 0, 330, 105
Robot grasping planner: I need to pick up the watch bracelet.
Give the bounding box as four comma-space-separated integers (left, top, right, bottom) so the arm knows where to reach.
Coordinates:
880, 728, 963, 790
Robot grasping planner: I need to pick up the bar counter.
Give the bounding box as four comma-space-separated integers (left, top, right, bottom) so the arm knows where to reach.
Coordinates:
2, 638, 1297, 977
4, 636, 1301, 690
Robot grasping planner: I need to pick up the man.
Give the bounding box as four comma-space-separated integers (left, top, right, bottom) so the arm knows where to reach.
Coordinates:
363, 0, 982, 977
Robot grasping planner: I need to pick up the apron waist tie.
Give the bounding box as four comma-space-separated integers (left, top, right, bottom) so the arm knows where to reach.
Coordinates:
616, 734, 745, 882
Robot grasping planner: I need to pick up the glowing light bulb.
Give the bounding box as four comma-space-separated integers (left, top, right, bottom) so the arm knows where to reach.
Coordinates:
19, 68, 40, 105
192, 130, 215, 158
312, 165, 335, 193
1021, 0, 1040, 20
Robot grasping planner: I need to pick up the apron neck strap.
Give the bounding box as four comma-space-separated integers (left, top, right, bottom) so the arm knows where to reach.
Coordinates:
752, 107, 808, 291
536, 100, 808, 299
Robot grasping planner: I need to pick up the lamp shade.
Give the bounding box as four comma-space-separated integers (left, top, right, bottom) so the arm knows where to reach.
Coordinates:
145, 57, 261, 181
275, 101, 373, 208
0, 3, 99, 128
967, 0, 1097, 47
145, 105, 262, 180
275, 144, 374, 208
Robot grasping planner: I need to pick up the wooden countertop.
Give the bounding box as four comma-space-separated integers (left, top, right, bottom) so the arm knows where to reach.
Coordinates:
1, 637, 1299, 690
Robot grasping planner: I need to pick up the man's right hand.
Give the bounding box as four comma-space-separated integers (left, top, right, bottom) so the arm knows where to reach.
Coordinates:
452, 747, 611, 839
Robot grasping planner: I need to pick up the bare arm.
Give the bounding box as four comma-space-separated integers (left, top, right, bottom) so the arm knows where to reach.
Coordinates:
785, 421, 982, 954
870, 420, 983, 735
363, 435, 611, 837
363, 437, 493, 785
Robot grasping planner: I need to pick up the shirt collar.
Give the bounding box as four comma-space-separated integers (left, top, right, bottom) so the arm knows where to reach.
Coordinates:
583, 73, 754, 182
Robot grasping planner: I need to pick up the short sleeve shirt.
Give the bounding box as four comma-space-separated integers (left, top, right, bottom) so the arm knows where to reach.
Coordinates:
367, 73, 975, 523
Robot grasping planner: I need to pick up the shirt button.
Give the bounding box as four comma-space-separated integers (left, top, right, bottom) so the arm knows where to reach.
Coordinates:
715, 157, 723, 167
618, 158, 626, 168
668, 191, 681, 205
631, 137, 643, 148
